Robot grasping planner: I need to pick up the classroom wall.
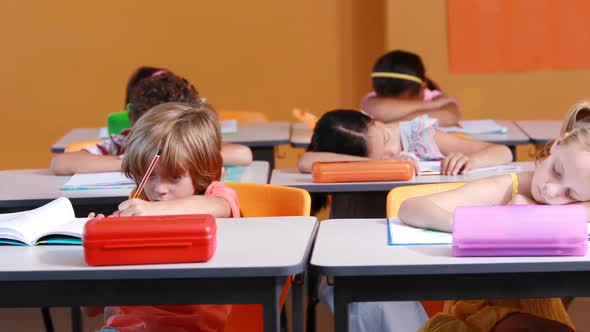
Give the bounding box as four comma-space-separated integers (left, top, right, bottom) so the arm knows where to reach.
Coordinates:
1, 0, 384, 169
385, 1, 590, 120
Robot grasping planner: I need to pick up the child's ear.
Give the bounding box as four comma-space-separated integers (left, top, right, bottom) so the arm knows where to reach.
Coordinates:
549, 138, 560, 154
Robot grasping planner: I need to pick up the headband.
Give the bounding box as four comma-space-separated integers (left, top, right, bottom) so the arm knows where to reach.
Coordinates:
371, 72, 423, 84
151, 70, 167, 77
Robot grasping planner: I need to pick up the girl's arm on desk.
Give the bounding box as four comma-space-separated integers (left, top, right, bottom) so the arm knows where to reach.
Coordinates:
361, 94, 461, 126
435, 131, 513, 175
50, 151, 122, 175
297, 151, 369, 173
399, 174, 517, 232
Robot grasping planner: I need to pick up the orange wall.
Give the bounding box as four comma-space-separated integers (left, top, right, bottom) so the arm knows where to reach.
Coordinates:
1, 0, 384, 169
385, 1, 590, 120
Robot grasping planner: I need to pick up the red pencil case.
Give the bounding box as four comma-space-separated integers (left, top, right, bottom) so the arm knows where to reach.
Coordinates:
311, 160, 415, 183
83, 214, 217, 266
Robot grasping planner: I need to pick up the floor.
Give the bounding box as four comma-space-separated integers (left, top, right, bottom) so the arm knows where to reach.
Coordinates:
1, 298, 589, 331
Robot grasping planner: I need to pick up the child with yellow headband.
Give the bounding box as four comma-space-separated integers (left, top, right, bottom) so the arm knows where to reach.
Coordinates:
361, 49, 461, 126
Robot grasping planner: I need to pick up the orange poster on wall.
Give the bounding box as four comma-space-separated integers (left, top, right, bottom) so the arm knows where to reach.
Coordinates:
447, 0, 590, 72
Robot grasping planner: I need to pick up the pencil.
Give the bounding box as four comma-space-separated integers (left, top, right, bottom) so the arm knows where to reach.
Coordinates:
132, 150, 160, 199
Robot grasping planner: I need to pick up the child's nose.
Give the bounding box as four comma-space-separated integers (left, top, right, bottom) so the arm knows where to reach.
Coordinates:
543, 183, 562, 198
154, 181, 168, 194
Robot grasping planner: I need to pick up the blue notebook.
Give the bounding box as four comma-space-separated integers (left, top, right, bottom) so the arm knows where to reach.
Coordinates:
386, 218, 452, 246
0, 197, 86, 246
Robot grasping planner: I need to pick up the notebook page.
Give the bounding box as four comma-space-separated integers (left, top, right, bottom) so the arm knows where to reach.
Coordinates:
61, 172, 135, 190
387, 218, 452, 245
0, 197, 75, 245
36, 218, 89, 244
221, 119, 238, 134
417, 162, 522, 176
98, 127, 109, 139
438, 120, 507, 135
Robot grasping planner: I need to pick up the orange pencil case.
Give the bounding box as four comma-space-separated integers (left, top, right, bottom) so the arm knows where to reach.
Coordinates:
83, 214, 217, 266
311, 160, 415, 183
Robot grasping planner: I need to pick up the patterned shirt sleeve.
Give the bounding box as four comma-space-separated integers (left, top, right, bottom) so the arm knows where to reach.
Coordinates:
83, 130, 130, 155
399, 115, 445, 161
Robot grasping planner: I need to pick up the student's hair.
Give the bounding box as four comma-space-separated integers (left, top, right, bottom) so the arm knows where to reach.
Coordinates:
308, 109, 375, 157
127, 73, 199, 124
125, 66, 170, 105
122, 102, 222, 195
536, 101, 590, 162
372, 50, 439, 98
307, 109, 374, 214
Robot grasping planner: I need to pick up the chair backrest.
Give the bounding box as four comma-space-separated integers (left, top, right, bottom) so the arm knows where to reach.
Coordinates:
218, 110, 269, 124
387, 182, 466, 218
107, 109, 132, 135
225, 182, 311, 217
222, 182, 310, 332
64, 139, 106, 153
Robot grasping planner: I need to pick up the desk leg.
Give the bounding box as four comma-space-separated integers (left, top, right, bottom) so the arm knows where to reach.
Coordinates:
306, 271, 320, 332
509, 145, 517, 161
263, 277, 282, 332
292, 274, 304, 332
334, 284, 350, 332
252, 147, 275, 170
71, 306, 82, 332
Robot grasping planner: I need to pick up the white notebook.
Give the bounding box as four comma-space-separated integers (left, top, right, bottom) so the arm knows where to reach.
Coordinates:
387, 218, 451, 245
439, 120, 507, 135
221, 119, 238, 134
61, 172, 135, 190
417, 161, 522, 176
0, 197, 87, 246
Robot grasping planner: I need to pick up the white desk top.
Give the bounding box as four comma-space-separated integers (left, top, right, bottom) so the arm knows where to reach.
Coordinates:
0, 217, 317, 281
311, 219, 590, 276
271, 162, 534, 193
0, 161, 269, 208
290, 120, 530, 148
516, 120, 561, 144
52, 123, 291, 153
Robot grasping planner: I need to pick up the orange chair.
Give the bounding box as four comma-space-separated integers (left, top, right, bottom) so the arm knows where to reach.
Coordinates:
64, 139, 105, 152
223, 182, 311, 332
218, 110, 269, 124
387, 182, 466, 317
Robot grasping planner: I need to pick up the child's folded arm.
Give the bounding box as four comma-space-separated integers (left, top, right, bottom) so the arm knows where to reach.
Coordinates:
221, 143, 253, 166
117, 196, 232, 218
361, 95, 461, 126
297, 151, 369, 173
50, 151, 122, 175
398, 175, 515, 232
435, 131, 513, 171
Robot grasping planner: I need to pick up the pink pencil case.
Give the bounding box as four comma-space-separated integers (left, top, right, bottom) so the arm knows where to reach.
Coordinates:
453, 204, 588, 257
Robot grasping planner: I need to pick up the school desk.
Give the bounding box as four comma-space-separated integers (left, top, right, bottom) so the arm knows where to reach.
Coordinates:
51, 122, 291, 168
270, 162, 534, 218
516, 120, 562, 145
290, 121, 530, 160
311, 218, 590, 332
0, 217, 317, 332
0, 161, 269, 216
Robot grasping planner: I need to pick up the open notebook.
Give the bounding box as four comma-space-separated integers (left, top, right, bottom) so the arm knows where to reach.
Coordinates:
387, 218, 452, 245
438, 120, 507, 135
0, 197, 87, 246
61, 172, 135, 190
417, 161, 522, 176
62, 167, 247, 191
221, 119, 238, 134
